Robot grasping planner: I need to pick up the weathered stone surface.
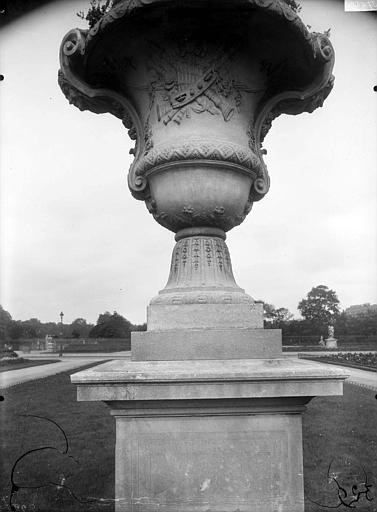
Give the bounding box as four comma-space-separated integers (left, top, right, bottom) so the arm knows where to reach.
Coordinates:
113, 410, 305, 511
150, 235, 254, 305
72, 358, 348, 401
59, 0, 335, 220
148, 303, 264, 331
147, 234, 263, 330
131, 328, 281, 360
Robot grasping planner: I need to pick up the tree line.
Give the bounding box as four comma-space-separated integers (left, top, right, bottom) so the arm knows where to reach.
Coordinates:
1, 284, 376, 342
0, 307, 146, 341
263, 285, 377, 337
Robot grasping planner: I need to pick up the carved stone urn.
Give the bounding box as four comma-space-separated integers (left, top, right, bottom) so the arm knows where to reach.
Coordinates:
60, 2, 346, 511
59, 0, 334, 345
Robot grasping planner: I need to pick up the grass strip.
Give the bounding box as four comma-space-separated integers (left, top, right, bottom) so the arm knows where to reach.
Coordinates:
0, 362, 115, 512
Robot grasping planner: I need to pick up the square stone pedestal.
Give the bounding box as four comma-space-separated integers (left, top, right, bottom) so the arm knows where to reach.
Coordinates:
72, 358, 347, 512
325, 337, 338, 349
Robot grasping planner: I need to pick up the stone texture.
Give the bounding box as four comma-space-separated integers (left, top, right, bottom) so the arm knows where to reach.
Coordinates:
131, 328, 281, 360
148, 303, 264, 331
147, 235, 264, 330
150, 236, 253, 304
72, 358, 348, 402
113, 411, 305, 512
59, 0, 335, 218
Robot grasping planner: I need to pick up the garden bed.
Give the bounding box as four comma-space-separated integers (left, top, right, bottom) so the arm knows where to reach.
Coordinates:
301, 352, 377, 372
283, 344, 377, 352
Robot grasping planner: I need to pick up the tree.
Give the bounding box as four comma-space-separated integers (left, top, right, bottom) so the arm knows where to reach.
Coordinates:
0, 305, 12, 340
298, 285, 340, 329
335, 310, 377, 337
77, 0, 113, 28
89, 311, 131, 338
274, 307, 293, 326
263, 303, 278, 323
21, 318, 42, 338
131, 322, 147, 332
97, 311, 112, 324
8, 321, 24, 340
263, 303, 293, 329
70, 318, 92, 338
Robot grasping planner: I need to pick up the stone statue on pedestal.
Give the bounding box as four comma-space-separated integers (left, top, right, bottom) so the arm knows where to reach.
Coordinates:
326, 324, 338, 349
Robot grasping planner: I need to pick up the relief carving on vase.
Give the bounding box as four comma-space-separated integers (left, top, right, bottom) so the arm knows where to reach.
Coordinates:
147, 39, 244, 127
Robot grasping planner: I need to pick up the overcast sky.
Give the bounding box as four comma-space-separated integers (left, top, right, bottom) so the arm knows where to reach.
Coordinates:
0, 0, 376, 325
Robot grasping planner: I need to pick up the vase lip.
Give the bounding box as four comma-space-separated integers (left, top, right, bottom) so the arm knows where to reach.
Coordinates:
175, 227, 226, 241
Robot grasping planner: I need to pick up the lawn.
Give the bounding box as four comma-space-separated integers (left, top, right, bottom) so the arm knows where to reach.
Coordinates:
0, 364, 115, 512
1, 367, 376, 511
303, 383, 377, 511
0, 359, 60, 373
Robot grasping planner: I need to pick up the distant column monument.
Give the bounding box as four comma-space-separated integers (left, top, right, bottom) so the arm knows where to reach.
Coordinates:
59, 1, 347, 510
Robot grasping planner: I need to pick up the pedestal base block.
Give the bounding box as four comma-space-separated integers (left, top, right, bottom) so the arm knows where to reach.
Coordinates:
114, 408, 304, 512
325, 337, 338, 349
131, 328, 281, 360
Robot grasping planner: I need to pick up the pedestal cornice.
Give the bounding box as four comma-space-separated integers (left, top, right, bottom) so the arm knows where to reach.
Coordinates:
71, 358, 348, 403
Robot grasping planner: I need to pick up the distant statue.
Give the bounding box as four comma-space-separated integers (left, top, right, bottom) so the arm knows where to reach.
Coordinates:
325, 325, 337, 349
319, 335, 325, 346
45, 334, 55, 352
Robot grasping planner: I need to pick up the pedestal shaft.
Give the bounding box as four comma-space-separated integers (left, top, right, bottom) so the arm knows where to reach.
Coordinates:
113, 405, 305, 512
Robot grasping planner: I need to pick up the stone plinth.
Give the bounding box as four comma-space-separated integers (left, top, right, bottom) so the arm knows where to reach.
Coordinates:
325, 337, 338, 349
72, 358, 348, 512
